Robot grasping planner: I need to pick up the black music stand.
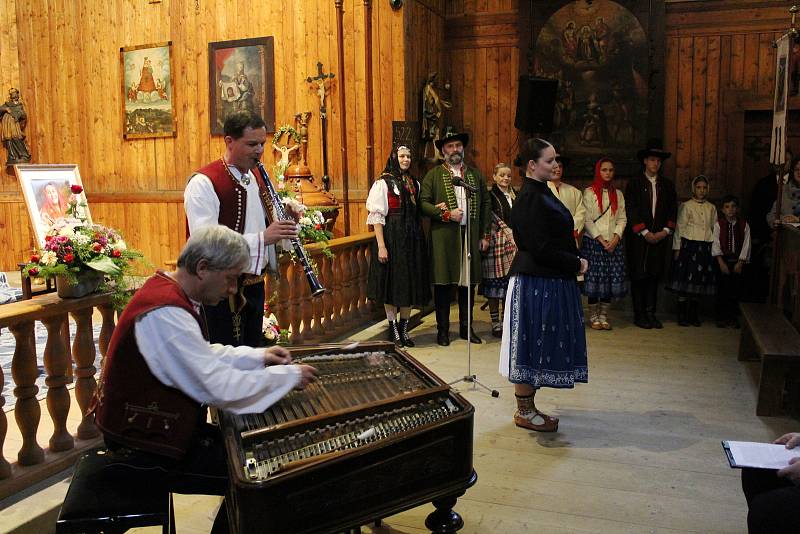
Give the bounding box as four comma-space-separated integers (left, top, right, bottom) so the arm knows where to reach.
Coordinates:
447, 181, 499, 398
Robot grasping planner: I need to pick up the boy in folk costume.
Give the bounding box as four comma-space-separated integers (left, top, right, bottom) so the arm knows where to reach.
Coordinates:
713, 195, 751, 328
624, 139, 677, 329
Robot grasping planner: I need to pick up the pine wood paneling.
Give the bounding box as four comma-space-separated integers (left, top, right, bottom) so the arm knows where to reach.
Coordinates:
0, 0, 415, 271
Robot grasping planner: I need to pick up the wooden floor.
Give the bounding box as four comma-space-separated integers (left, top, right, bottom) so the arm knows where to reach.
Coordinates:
61, 302, 800, 532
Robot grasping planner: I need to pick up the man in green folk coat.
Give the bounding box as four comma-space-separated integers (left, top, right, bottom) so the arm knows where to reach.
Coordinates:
421, 128, 491, 346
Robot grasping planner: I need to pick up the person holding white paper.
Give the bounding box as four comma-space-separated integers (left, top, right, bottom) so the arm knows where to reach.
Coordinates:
741, 432, 800, 533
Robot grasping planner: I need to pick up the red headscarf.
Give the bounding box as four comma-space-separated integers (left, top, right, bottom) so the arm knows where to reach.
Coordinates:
590, 157, 618, 215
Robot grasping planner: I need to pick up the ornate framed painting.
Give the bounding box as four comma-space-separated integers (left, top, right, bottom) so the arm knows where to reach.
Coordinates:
519, 0, 666, 178
121, 41, 177, 139
208, 37, 276, 135
15, 164, 91, 248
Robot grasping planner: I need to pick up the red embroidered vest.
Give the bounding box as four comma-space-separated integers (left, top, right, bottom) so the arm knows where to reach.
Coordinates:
717, 216, 747, 259
91, 272, 207, 459
186, 160, 271, 238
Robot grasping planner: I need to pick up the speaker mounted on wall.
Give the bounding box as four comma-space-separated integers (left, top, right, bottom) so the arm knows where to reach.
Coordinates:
514, 76, 558, 134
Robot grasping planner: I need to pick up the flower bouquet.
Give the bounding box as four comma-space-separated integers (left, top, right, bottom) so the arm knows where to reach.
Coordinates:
262, 304, 289, 345
22, 190, 145, 308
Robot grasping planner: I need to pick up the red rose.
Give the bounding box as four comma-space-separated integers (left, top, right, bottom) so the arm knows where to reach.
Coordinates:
314, 224, 321, 230
70, 184, 83, 194
111, 249, 121, 258
92, 242, 103, 252
28, 267, 39, 276
30, 254, 40, 263
63, 253, 75, 263
45, 235, 53, 242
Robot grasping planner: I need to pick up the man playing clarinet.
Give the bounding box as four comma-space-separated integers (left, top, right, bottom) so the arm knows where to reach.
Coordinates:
184, 111, 299, 346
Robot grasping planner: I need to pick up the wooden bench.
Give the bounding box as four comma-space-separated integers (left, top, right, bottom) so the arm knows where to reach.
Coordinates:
739, 303, 800, 416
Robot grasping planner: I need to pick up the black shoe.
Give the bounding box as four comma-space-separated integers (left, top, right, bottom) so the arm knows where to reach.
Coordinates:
398, 319, 415, 347
687, 301, 701, 327
437, 329, 450, 346
677, 301, 690, 327
389, 321, 403, 347
634, 317, 652, 329
715, 319, 727, 328
648, 315, 663, 329
459, 325, 483, 344
492, 327, 502, 338
731, 317, 740, 329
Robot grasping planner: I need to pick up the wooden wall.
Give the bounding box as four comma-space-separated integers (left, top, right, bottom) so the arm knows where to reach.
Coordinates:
443, 1, 520, 186
663, 0, 792, 200
0, 0, 420, 271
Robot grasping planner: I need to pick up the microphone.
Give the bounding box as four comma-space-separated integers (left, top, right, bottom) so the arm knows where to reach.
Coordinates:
452, 177, 478, 193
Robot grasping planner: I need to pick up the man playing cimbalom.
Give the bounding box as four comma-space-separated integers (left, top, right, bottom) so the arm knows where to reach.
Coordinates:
184, 110, 298, 347
421, 127, 491, 346
91, 225, 317, 534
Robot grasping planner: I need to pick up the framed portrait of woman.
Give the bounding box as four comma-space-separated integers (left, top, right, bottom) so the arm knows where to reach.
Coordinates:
15, 164, 92, 248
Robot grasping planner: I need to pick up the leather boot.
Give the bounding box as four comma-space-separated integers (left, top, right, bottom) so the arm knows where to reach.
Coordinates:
437, 328, 450, 346
398, 319, 414, 347
677, 300, 690, 326
388, 320, 403, 347
459, 324, 482, 344
688, 300, 701, 327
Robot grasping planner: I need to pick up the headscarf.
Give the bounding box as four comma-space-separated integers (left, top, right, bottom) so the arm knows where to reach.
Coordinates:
590, 157, 618, 215
379, 145, 417, 206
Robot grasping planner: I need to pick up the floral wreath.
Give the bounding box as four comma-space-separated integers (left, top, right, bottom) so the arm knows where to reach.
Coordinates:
273, 124, 301, 145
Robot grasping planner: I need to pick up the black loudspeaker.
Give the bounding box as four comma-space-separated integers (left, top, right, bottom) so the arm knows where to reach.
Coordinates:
514, 76, 558, 134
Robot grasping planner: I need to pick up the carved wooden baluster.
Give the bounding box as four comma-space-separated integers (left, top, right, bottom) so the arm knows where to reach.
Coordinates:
9, 320, 44, 465
41, 314, 74, 452
331, 248, 345, 334
341, 247, 354, 326
0, 329, 11, 478
288, 262, 303, 344
276, 260, 291, 342
357, 242, 370, 317
97, 303, 116, 366
308, 252, 325, 340
70, 307, 99, 440
62, 317, 72, 380
348, 246, 360, 325
300, 263, 314, 341
321, 252, 335, 334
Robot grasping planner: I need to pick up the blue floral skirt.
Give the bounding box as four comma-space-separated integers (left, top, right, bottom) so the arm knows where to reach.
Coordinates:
499, 274, 588, 389
667, 238, 716, 296
580, 235, 628, 300
479, 275, 510, 299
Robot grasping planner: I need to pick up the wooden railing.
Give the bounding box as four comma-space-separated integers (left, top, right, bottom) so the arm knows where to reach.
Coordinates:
0, 292, 116, 500
0, 232, 379, 499
265, 232, 381, 344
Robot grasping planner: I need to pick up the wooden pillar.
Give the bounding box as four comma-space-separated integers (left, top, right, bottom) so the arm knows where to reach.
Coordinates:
9, 321, 44, 465
41, 314, 74, 452
70, 308, 99, 440
97, 303, 116, 361
322, 253, 335, 334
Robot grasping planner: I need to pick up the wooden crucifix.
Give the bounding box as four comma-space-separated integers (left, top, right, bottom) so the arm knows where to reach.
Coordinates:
306, 62, 335, 191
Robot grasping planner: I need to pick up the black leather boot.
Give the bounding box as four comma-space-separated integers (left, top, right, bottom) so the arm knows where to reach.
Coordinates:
677, 300, 689, 326
459, 324, 482, 344
688, 300, 701, 327
437, 328, 450, 346
398, 319, 414, 347
388, 320, 403, 347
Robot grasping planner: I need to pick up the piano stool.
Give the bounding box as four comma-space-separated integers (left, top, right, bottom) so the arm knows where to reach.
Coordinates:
56, 448, 176, 534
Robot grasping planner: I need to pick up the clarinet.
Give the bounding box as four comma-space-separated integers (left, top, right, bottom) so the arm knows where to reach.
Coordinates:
256, 162, 326, 297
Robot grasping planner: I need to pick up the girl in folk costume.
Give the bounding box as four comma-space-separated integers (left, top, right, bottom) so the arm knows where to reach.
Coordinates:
366, 145, 431, 346
547, 154, 586, 246
479, 163, 517, 338
499, 138, 589, 432
581, 158, 628, 330
667, 175, 717, 326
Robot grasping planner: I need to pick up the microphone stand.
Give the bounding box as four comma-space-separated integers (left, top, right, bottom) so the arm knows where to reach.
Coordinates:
448, 181, 500, 398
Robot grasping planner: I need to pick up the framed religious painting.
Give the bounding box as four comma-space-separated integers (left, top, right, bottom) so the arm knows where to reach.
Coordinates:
15, 164, 92, 248
518, 0, 666, 179
121, 41, 177, 139
208, 37, 276, 135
